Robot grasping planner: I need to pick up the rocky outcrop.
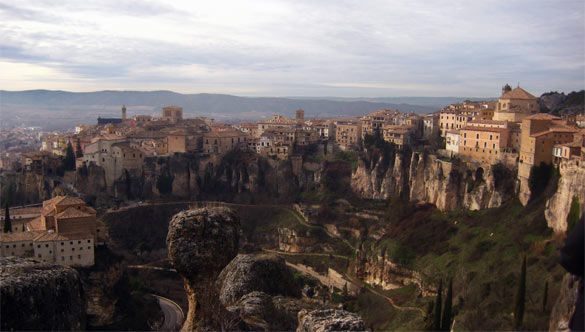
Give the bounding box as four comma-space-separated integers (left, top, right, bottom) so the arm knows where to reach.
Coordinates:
278, 227, 319, 253
545, 163, 585, 233
549, 273, 581, 331
217, 253, 301, 307
167, 207, 241, 331
0, 257, 87, 330
352, 151, 516, 211
297, 309, 364, 332
356, 253, 435, 297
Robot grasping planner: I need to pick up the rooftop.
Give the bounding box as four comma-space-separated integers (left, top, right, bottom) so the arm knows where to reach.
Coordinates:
500, 87, 537, 100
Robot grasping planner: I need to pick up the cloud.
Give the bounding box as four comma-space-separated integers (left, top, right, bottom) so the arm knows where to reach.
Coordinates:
0, 0, 583, 97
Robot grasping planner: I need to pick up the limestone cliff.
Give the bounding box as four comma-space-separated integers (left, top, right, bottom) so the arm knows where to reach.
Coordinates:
0, 257, 87, 330
355, 252, 435, 297
75, 149, 318, 203
545, 162, 585, 233
352, 150, 517, 211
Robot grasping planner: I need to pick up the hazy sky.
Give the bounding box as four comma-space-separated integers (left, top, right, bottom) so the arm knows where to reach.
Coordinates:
1, 0, 584, 97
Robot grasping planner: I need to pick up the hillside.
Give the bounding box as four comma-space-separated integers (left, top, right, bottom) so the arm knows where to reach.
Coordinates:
1, 90, 440, 130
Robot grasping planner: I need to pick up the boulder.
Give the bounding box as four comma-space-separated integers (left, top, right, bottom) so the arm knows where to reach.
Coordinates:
297, 309, 365, 332
217, 253, 301, 307
0, 257, 87, 330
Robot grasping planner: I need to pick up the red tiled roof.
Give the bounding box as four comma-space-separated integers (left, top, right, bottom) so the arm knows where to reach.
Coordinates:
501, 87, 537, 100
461, 126, 509, 133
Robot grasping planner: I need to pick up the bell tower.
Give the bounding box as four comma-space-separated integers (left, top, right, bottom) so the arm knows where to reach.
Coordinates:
121, 105, 127, 121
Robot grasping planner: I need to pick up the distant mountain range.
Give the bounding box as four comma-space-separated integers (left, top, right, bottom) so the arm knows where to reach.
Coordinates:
0, 90, 493, 130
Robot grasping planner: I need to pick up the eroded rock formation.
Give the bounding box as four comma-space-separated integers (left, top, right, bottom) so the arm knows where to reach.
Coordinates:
167, 207, 240, 330
217, 253, 301, 307
545, 163, 585, 233
352, 151, 516, 211
297, 309, 364, 332
0, 257, 87, 330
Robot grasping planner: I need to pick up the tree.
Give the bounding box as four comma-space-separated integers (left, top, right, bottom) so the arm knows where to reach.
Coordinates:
566, 196, 580, 233
441, 278, 453, 331
3, 192, 11, 233
542, 281, 548, 312
433, 280, 443, 330
528, 162, 554, 200
64, 142, 76, 171
75, 139, 83, 158
514, 256, 526, 329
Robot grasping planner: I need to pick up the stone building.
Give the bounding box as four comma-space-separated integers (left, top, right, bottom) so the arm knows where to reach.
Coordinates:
381, 125, 412, 148
1, 196, 100, 266
459, 126, 510, 164
423, 113, 440, 139
335, 120, 362, 149
493, 86, 539, 122
21, 151, 62, 176
83, 139, 145, 188
203, 130, 249, 154
518, 113, 578, 204
445, 130, 460, 156
162, 106, 183, 123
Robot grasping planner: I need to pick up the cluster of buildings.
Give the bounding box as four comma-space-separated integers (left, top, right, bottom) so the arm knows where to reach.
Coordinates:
440, 85, 584, 169
15, 104, 429, 190
3, 85, 584, 203
0, 196, 107, 266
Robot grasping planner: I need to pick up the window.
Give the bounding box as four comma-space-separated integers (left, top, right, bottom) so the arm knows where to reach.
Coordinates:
476, 134, 479, 139
61, 242, 64, 245
45, 244, 49, 248
70, 241, 73, 245
21, 243, 25, 247
78, 255, 81, 259
88, 246, 91, 249
37, 245, 40, 248
490, 135, 493, 140
88, 240, 91, 243
62, 256, 65, 261
61, 249, 64, 252
49, 250, 52, 254
70, 256, 73, 260
72, 248, 75, 251
78, 240, 81, 244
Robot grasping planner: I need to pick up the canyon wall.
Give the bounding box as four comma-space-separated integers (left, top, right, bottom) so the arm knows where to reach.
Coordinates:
352, 150, 517, 211
545, 161, 585, 233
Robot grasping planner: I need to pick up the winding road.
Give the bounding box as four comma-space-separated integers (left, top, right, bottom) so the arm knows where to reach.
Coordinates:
152, 294, 184, 331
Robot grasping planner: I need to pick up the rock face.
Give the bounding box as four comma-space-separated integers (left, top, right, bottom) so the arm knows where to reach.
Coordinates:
352, 151, 516, 211
0, 257, 87, 330
217, 253, 301, 307
297, 309, 365, 332
545, 163, 585, 233
549, 273, 581, 331
278, 228, 319, 253
356, 253, 435, 297
167, 207, 240, 330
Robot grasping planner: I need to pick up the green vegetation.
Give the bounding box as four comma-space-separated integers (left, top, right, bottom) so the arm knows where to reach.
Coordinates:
566, 195, 580, 233
514, 256, 526, 329
432, 280, 442, 330
528, 162, 556, 201
3, 189, 11, 233
64, 141, 76, 170
441, 279, 453, 331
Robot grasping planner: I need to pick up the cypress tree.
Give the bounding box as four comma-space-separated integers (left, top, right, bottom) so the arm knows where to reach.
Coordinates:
64, 142, 76, 171
542, 281, 548, 312
441, 278, 453, 331
514, 256, 526, 329
3, 191, 11, 233
433, 280, 443, 330
75, 139, 83, 158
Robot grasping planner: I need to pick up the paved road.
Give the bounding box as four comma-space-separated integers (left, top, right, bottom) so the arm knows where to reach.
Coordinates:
153, 295, 184, 331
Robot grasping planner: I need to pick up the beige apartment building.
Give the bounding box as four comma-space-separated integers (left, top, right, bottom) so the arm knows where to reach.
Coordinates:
459, 126, 510, 164
1, 196, 100, 267
203, 130, 249, 154
518, 113, 578, 204
335, 120, 362, 149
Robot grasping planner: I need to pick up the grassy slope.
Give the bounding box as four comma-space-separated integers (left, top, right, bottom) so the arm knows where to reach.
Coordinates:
361, 193, 566, 330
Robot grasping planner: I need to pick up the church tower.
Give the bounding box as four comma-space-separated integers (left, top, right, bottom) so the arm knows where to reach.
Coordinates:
121, 105, 127, 121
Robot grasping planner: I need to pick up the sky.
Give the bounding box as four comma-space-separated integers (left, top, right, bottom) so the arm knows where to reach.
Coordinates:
0, 0, 584, 97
